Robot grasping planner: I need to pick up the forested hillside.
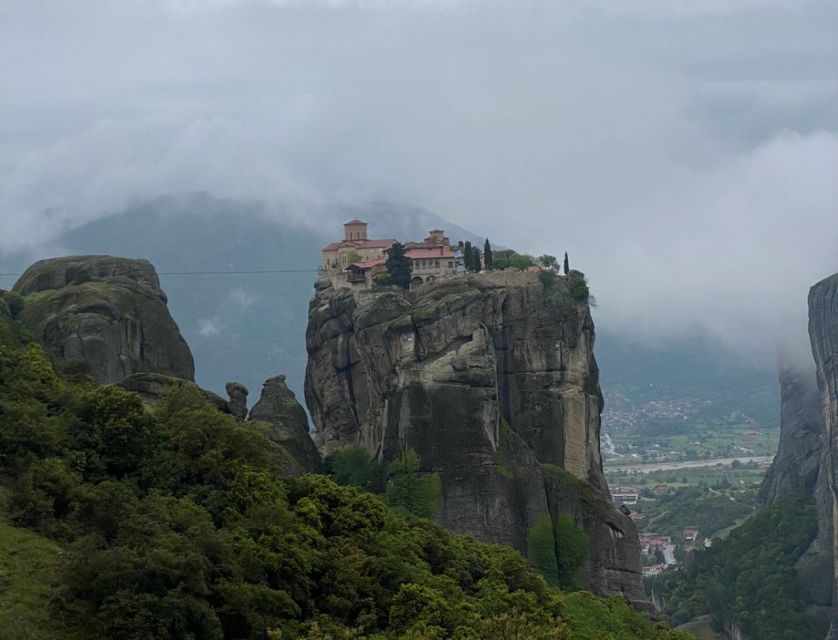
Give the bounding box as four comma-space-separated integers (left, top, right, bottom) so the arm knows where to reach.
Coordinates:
652, 496, 820, 639
0, 313, 689, 639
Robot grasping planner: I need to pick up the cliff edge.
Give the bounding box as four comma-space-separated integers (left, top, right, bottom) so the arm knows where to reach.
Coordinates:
304, 271, 644, 603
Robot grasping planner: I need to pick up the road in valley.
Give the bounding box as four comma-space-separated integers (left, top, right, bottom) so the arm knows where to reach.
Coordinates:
604, 455, 774, 475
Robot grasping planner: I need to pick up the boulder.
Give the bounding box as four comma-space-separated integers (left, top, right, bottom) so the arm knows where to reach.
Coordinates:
12, 256, 194, 384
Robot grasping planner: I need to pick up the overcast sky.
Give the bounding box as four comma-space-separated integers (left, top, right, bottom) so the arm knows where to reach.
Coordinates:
1, 0, 836, 363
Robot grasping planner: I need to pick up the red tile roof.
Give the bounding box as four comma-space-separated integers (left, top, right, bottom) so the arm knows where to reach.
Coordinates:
406, 247, 455, 260
322, 238, 395, 251
344, 219, 367, 225
348, 257, 386, 270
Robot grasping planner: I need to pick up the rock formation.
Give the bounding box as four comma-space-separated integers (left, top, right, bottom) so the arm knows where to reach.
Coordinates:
809, 274, 838, 619
117, 372, 228, 412
249, 375, 321, 474
304, 272, 644, 603
226, 382, 249, 421
759, 361, 823, 505
764, 273, 838, 623
12, 256, 194, 384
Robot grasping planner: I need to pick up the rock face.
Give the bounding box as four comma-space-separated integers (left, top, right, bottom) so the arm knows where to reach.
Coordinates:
304, 272, 643, 603
226, 382, 249, 421
768, 273, 838, 619
759, 361, 824, 505
808, 274, 838, 615
249, 375, 321, 474
12, 256, 194, 384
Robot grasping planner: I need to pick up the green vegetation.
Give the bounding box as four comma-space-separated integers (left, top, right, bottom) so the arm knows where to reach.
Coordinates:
655, 496, 819, 639
636, 485, 758, 540
0, 517, 70, 640
555, 515, 590, 590
483, 239, 493, 269
490, 250, 536, 271
568, 270, 590, 302
527, 513, 560, 586
384, 241, 412, 289
385, 448, 442, 519
0, 318, 690, 639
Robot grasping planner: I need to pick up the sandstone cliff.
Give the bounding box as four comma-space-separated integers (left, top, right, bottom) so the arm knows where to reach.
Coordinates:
249, 375, 322, 474
772, 273, 838, 619
808, 274, 838, 616
304, 272, 644, 603
759, 360, 823, 505
12, 256, 194, 384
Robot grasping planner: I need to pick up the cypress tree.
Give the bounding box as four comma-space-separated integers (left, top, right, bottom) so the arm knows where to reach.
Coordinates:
384, 242, 413, 289
464, 241, 473, 271
484, 239, 493, 269
563, 252, 569, 275
471, 245, 482, 272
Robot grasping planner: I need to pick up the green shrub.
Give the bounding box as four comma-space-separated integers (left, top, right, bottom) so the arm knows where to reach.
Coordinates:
568, 270, 590, 302
555, 515, 589, 590
325, 446, 386, 493
385, 448, 441, 519
527, 513, 559, 586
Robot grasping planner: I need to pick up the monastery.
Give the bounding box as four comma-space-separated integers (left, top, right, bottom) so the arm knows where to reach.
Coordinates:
321, 220, 464, 289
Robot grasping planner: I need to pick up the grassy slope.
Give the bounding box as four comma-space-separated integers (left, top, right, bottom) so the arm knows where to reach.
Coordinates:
0, 518, 69, 640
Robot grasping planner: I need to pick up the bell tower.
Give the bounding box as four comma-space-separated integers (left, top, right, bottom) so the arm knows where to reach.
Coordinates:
344, 219, 368, 241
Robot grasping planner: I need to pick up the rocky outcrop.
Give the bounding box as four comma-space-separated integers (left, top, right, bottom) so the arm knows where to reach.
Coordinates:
226, 382, 249, 421
249, 375, 321, 474
759, 361, 823, 505
304, 272, 644, 603
809, 274, 838, 618
117, 372, 228, 412
12, 256, 194, 384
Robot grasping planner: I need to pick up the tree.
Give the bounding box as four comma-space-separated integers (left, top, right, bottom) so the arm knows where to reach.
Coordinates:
563, 252, 569, 275
384, 242, 412, 289
483, 239, 493, 269
471, 245, 482, 272
536, 255, 559, 273
463, 241, 473, 271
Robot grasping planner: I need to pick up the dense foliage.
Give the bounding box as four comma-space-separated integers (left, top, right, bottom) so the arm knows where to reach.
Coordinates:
655, 496, 819, 639
0, 318, 690, 639
641, 485, 757, 540
384, 242, 413, 289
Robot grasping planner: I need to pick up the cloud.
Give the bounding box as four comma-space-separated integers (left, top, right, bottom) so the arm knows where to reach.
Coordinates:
228, 287, 258, 310
198, 316, 223, 337
1, 0, 836, 363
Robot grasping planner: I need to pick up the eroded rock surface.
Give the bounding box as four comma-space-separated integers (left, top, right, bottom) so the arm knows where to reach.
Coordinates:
249, 375, 321, 474
760, 361, 824, 505
304, 272, 643, 603
808, 274, 838, 614
226, 382, 249, 421
12, 256, 194, 384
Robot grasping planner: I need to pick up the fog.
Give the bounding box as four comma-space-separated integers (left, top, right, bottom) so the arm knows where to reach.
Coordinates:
2, 0, 836, 364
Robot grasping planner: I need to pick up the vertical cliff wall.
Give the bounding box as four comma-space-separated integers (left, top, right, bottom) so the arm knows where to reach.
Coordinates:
305, 272, 644, 603
760, 361, 824, 505
809, 274, 838, 616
